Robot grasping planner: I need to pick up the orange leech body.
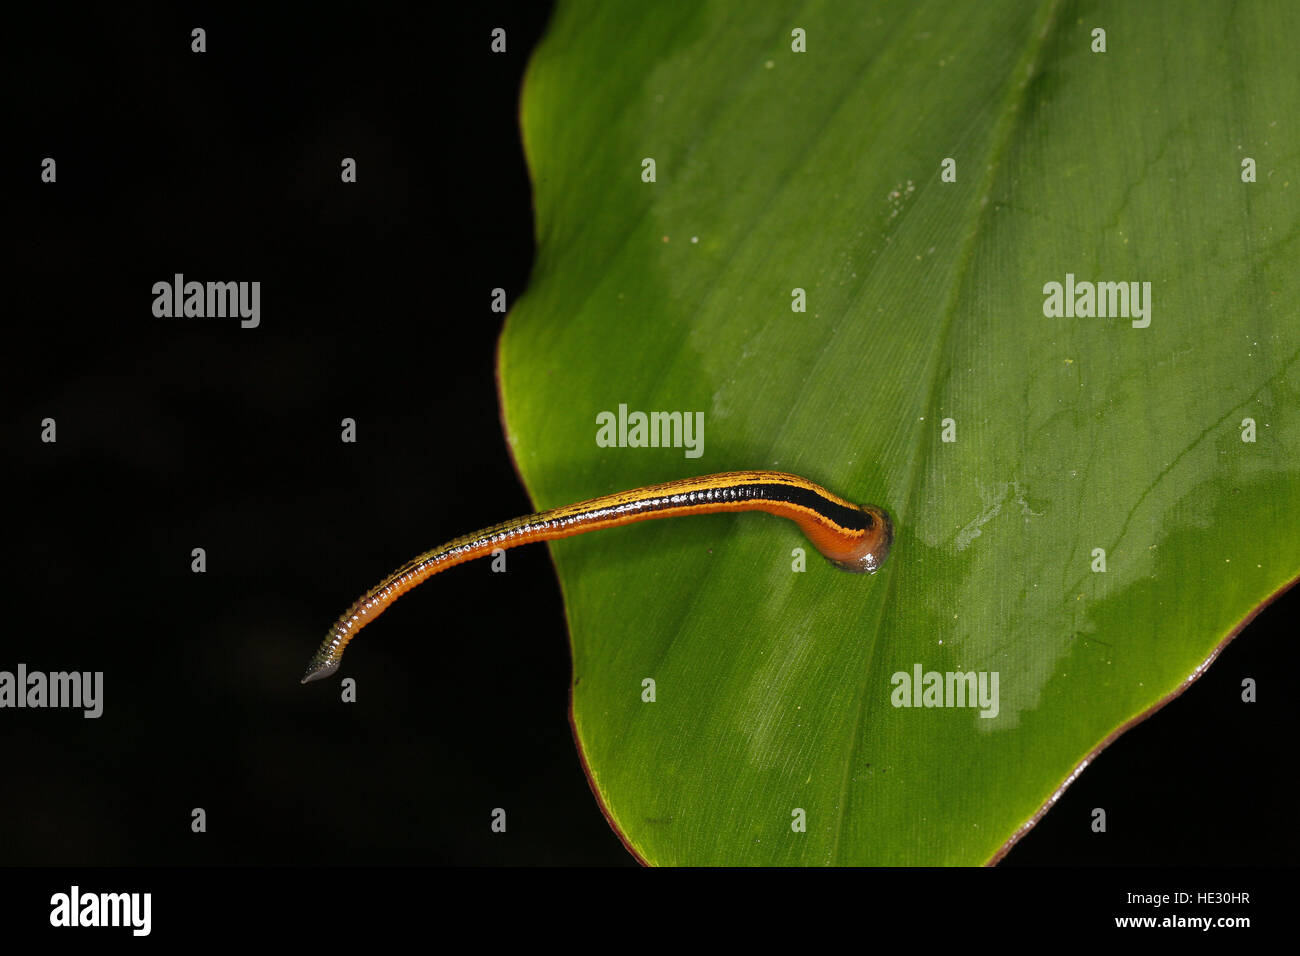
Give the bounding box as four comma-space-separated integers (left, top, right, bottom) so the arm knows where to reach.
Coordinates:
301, 471, 892, 684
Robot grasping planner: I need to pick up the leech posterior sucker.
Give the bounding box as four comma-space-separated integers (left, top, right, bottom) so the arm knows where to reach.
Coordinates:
301, 470, 893, 684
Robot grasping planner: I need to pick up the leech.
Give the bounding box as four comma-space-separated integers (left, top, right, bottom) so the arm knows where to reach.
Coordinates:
301, 471, 893, 684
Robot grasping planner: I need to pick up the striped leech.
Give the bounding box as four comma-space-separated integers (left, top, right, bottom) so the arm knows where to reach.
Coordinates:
302, 470, 893, 684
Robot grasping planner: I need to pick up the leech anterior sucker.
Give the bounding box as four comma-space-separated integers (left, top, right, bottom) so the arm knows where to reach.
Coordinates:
301, 470, 893, 684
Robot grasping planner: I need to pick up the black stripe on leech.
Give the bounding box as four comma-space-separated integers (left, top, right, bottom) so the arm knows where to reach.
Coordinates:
561, 481, 873, 532
744, 482, 873, 531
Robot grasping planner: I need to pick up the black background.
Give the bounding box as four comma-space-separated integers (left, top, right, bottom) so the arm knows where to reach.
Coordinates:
3, 0, 1295, 919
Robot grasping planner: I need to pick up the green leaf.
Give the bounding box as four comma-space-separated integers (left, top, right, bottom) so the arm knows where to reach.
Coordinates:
498, 0, 1300, 864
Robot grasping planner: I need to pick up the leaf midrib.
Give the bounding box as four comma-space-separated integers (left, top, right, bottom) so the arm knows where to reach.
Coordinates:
829, 0, 1065, 865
